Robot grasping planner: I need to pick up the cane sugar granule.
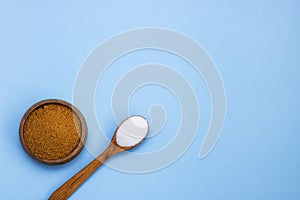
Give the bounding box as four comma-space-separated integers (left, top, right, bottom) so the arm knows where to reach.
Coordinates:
23, 104, 81, 161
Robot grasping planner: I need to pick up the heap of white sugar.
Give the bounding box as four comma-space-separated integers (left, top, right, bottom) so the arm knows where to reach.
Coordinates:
116, 116, 149, 147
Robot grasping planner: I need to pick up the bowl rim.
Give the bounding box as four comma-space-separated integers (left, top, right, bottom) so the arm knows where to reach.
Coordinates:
19, 99, 87, 165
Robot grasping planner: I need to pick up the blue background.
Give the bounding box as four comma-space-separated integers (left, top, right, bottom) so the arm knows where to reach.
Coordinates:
0, 0, 300, 199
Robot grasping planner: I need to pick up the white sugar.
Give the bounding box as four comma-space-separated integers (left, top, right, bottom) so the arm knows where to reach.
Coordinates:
116, 116, 149, 147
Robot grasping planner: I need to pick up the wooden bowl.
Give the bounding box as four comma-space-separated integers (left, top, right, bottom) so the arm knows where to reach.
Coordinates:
19, 99, 87, 165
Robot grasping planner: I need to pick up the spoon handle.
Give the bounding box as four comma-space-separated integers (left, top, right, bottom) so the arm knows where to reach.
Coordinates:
49, 145, 120, 200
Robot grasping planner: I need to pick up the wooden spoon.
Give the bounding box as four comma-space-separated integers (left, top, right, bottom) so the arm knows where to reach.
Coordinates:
49, 115, 149, 200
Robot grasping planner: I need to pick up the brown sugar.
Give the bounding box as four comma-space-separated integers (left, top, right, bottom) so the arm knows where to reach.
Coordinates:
22, 103, 81, 161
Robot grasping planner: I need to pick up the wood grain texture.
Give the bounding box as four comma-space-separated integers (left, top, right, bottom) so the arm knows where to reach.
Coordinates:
49, 143, 123, 200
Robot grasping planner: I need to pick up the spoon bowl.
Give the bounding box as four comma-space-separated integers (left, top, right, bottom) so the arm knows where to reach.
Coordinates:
113, 115, 149, 150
